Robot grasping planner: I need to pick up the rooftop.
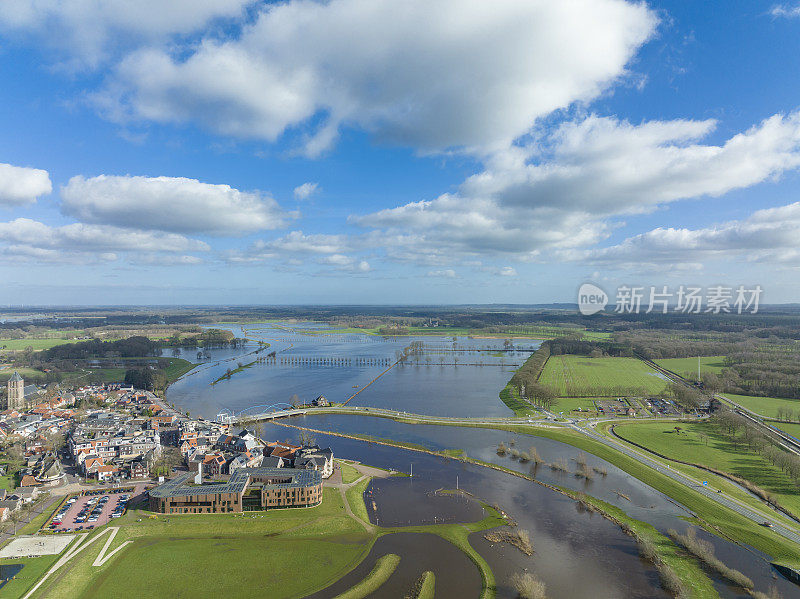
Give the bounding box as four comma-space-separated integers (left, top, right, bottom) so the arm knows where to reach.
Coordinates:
149, 467, 321, 499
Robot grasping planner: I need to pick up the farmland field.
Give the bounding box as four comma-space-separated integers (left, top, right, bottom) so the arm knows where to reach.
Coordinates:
723, 393, 800, 420
539, 355, 668, 397
655, 356, 726, 380
0, 338, 82, 351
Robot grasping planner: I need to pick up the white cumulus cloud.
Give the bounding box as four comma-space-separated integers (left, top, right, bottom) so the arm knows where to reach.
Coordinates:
353, 111, 800, 263
0, 0, 257, 68
293, 182, 319, 200
0, 218, 208, 263
100, 0, 656, 155
575, 201, 800, 269
61, 174, 291, 236
0, 163, 52, 207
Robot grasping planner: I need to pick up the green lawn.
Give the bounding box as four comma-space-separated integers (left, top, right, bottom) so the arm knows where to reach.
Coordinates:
0, 461, 17, 491
163, 357, 198, 382
346, 478, 372, 524
0, 338, 81, 351
773, 421, 800, 440
613, 420, 800, 517
338, 461, 362, 484
33, 487, 372, 599
539, 355, 668, 396
86, 536, 370, 599
722, 393, 800, 420
0, 367, 46, 382
552, 396, 600, 415
655, 356, 727, 380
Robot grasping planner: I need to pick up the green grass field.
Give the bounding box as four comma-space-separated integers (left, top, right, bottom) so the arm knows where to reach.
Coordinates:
498, 383, 538, 417
722, 393, 800, 420
613, 420, 800, 517
32, 487, 373, 599
338, 461, 362, 484
551, 396, 600, 415
772, 421, 800, 440
0, 357, 194, 386
539, 355, 668, 397
86, 536, 369, 599
0, 338, 82, 351
655, 356, 726, 380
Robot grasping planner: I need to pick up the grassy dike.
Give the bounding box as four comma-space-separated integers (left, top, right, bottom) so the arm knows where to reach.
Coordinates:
499, 382, 539, 417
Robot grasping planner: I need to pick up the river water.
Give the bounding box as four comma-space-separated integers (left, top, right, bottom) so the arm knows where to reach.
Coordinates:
166, 323, 795, 598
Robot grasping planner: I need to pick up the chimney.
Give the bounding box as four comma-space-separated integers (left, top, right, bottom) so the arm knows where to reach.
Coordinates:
195, 461, 202, 484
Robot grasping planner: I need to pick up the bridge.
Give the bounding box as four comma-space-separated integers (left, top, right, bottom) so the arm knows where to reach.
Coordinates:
215, 403, 300, 425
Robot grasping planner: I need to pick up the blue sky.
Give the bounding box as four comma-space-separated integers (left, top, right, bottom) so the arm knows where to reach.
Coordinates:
1, 0, 800, 305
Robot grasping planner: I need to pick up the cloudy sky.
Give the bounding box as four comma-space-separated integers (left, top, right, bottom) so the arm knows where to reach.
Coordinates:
1, 0, 800, 305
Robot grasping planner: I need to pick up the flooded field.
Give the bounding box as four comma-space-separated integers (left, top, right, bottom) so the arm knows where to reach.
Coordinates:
165, 323, 795, 598
167, 322, 537, 419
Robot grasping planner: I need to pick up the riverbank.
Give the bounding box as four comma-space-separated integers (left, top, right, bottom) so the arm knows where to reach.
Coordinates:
271, 417, 800, 569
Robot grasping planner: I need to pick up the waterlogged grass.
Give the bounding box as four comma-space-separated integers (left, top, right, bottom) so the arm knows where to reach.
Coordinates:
557, 490, 719, 598
722, 393, 800, 421
613, 420, 800, 516
655, 356, 727, 380
332, 553, 400, 599
485, 424, 800, 563
539, 355, 667, 396
381, 504, 506, 599
0, 555, 60, 599
211, 359, 255, 384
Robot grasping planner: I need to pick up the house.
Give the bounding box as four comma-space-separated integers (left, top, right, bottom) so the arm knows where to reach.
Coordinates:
19, 474, 39, 487
189, 452, 226, 477
0, 498, 21, 516
312, 395, 329, 407
95, 465, 118, 481
295, 446, 334, 478
265, 441, 301, 461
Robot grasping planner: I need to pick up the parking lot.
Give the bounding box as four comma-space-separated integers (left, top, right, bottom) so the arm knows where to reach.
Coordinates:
48, 487, 140, 533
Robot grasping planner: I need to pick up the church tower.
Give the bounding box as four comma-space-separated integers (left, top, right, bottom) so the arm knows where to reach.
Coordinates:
7, 371, 24, 410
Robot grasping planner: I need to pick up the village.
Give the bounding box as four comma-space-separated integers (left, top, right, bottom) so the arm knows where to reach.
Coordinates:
0, 371, 335, 532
